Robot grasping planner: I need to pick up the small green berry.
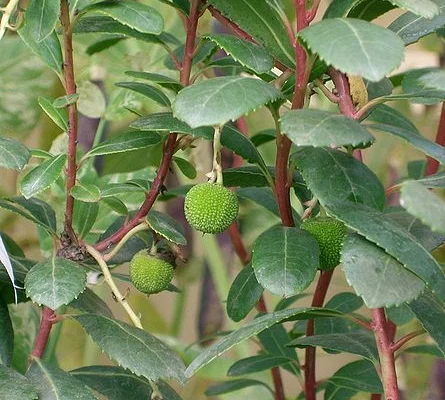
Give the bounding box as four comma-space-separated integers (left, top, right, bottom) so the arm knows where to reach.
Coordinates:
184, 183, 239, 234
301, 217, 346, 271
130, 251, 174, 294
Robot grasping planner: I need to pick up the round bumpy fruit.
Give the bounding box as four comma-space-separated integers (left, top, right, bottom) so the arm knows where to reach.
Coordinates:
301, 217, 346, 271
130, 251, 174, 294
184, 183, 239, 234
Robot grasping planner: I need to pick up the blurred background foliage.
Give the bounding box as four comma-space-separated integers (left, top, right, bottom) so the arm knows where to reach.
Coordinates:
1, 0, 445, 398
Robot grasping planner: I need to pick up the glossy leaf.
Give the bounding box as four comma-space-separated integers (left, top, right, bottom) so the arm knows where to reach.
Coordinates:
389, 0, 439, 18
173, 156, 196, 179
38, 96, 68, 131
402, 68, 445, 104
208, 0, 295, 68
289, 333, 379, 362
69, 287, 113, 318
404, 344, 444, 358
53, 94, 79, 108
73, 201, 99, 238
205, 34, 273, 74
172, 76, 281, 128
70, 183, 101, 203
125, 71, 183, 92
205, 379, 273, 396
0, 299, 13, 366
146, 210, 187, 245
80, 0, 164, 35
156, 380, 183, 400
0, 237, 16, 299
281, 109, 374, 148
299, 18, 404, 81
0, 364, 38, 400
19, 154, 66, 199
328, 360, 382, 393
252, 226, 319, 297
27, 358, 96, 400
408, 290, 445, 356
324, 200, 445, 301
388, 2, 445, 45
84, 131, 162, 158
237, 187, 282, 217
185, 307, 342, 377
73, 314, 186, 383
227, 264, 263, 322
294, 147, 385, 210
25, 0, 60, 42
71, 365, 152, 400
228, 355, 293, 376
0, 137, 30, 171
116, 82, 171, 107
411, 172, 445, 188
341, 234, 425, 308
400, 181, 445, 235
25, 257, 87, 310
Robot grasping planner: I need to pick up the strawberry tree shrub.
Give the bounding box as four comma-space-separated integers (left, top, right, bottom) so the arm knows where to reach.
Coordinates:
0, 0, 444, 399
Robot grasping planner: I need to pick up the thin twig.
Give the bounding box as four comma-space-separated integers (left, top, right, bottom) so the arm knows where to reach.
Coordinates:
391, 330, 425, 352
0, 0, 20, 42
86, 245, 142, 329
31, 307, 56, 360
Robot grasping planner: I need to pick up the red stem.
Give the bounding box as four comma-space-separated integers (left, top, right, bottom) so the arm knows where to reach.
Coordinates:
425, 102, 445, 176
371, 308, 400, 400
304, 270, 333, 400
208, 6, 254, 43
391, 330, 425, 352
94, 0, 201, 252
31, 307, 56, 359
60, 0, 78, 241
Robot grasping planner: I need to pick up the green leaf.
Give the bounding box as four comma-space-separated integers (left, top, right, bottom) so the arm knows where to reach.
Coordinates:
24, 0, 60, 42
146, 210, 187, 245
18, 28, 63, 79
324, 384, 356, 400
0, 364, 38, 400
53, 94, 80, 108
73, 314, 186, 383
289, 333, 379, 362
70, 365, 152, 400
185, 307, 342, 377
70, 183, 101, 203
341, 234, 425, 308
205, 379, 273, 396
207, 0, 295, 68
164, 40, 216, 70
156, 380, 183, 400
408, 289, 445, 356
205, 34, 273, 74
73, 201, 99, 239
85, 35, 126, 55
237, 187, 281, 217
294, 147, 385, 210
80, 0, 164, 35
404, 344, 445, 358
227, 264, 263, 322
400, 181, 445, 235
25, 257, 87, 310
78, 81, 107, 118
69, 287, 113, 318
401, 68, 445, 104
328, 360, 383, 393
281, 109, 374, 148
172, 76, 281, 128
0, 137, 30, 171
173, 156, 196, 179
388, 2, 445, 45
38, 96, 68, 131
27, 358, 96, 400
125, 71, 183, 93
0, 197, 56, 234
324, 200, 445, 301
228, 355, 293, 377
366, 123, 445, 164
386, 303, 415, 326
84, 131, 162, 158
388, 0, 439, 18
365, 104, 419, 133
411, 172, 445, 188
325, 0, 396, 21
116, 82, 171, 107
19, 154, 66, 199
252, 226, 319, 297
299, 18, 404, 81
0, 299, 13, 366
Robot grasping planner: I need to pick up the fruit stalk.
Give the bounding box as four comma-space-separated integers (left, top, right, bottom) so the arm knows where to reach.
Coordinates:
212, 125, 223, 184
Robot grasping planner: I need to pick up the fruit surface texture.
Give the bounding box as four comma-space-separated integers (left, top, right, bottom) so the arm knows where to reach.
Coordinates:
184, 183, 239, 234
301, 217, 346, 271
130, 251, 174, 294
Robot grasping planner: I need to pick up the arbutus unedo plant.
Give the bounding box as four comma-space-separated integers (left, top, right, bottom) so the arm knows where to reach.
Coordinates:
0, 0, 444, 399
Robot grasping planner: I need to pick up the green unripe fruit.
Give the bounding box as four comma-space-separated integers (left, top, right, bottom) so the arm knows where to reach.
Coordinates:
301, 217, 346, 271
184, 183, 239, 234
130, 251, 174, 294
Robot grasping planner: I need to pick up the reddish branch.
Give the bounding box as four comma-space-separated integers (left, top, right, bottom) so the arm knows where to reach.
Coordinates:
391, 330, 425, 352
94, 0, 201, 252
425, 102, 445, 176
31, 307, 56, 359
60, 0, 78, 241
372, 309, 400, 400
304, 270, 333, 400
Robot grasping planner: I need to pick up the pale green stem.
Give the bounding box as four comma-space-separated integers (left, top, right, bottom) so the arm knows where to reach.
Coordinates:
0, 0, 20, 42
212, 125, 223, 185
86, 245, 143, 329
